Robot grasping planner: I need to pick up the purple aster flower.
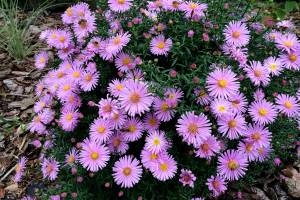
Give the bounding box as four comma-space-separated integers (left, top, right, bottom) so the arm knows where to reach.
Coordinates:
195, 135, 220, 159
14, 156, 27, 182
153, 97, 175, 122
150, 35, 172, 56
179, 169, 196, 188
107, 132, 129, 155
276, 94, 300, 117
249, 99, 278, 125
145, 131, 168, 154
245, 61, 270, 86
108, 0, 133, 13
35, 51, 48, 70
41, 157, 60, 181
206, 175, 227, 197
89, 118, 113, 143
223, 21, 250, 47
122, 117, 143, 142
217, 114, 247, 140
263, 56, 284, 76
244, 124, 272, 148
151, 154, 177, 181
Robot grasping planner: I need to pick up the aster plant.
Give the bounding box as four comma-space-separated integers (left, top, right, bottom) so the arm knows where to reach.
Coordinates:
20, 0, 300, 199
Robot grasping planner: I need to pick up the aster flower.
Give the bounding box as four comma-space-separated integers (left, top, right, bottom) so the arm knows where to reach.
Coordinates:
164, 88, 183, 107
61, 93, 82, 111
125, 68, 144, 81
179, 169, 196, 188
143, 112, 161, 132
107, 132, 129, 155
275, 33, 300, 53
218, 114, 247, 140
163, 0, 182, 11
79, 138, 110, 172
176, 111, 212, 147
108, 79, 125, 97
108, 0, 133, 13
115, 52, 136, 72
206, 175, 227, 197
41, 157, 60, 181
194, 88, 212, 106
59, 109, 80, 132
277, 20, 295, 29
210, 98, 233, 117
276, 94, 300, 117
265, 30, 281, 41
237, 141, 259, 161
256, 144, 272, 162
56, 80, 77, 100
217, 150, 248, 181
180, 1, 207, 20
245, 124, 272, 148
54, 30, 72, 49
67, 66, 84, 83
89, 118, 113, 143
206, 68, 240, 99
263, 56, 284, 76
249, 99, 278, 125
151, 154, 177, 181
224, 21, 250, 47
119, 80, 153, 116
108, 109, 126, 129
65, 148, 79, 165
39, 108, 55, 125
87, 37, 103, 53
79, 70, 99, 91
73, 14, 96, 39
35, 51, 48, 70
245, 61, 270, 86
279, 51, 300, 71
150, 35, 172, 56
106, 32, 131, 56
145, 131, 168, 154
122, 117, 143, 142
229, 92, 248, 114
29, 115, 46, 134
140, 149, 166, 170
153, 97, 175, 122
98, 98, 119, 119
14, 156, 27, 182
195, 135, 220, 159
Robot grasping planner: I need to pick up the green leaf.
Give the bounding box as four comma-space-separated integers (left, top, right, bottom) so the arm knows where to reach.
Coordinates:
275, 8, 287, 19
284, 1, 299, 12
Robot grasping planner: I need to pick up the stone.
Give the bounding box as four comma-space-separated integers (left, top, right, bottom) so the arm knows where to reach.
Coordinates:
3, 79, 18, 91
8, 97, 34, 110
15, 86, 24, 95
25, 86, 33, 94
0, 69, 11, 79
28, 25, 41, 35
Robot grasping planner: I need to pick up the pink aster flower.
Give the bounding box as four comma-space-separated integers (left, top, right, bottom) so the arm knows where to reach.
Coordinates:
56, 80, 77, 100
206, 175, 227, 197
206, 68, 239, 99
217, 150, 248, 181
115, 52, 136, 72
263, 56, 284, 76
35, 51, 48, 70
125, 68, 144, 81
275, 33, 300, 53
229, 92, 248, 114
223, 21, 250, 47
122, 117, 143, 142
276, 94, 300, 117
79, 70, 99, 92
150, 35, 172, 56
244, 124, 272, 148
107, 132, 129, 155
164, 88, 183, 108
73, 14, 96, 39
59, 109, 80, 132
14, 156, 27, 182
256, 145, 272, 162
163, 0, 182, 11
140, 149, 166, 170
237, 141, 259, 161
143, 112, 161, 132
39, 108, 55, 125
253, 88, 265, 101
244, 61, 270, 86
106, 32, 131, 56
194, 88, 212, 106
108, 109, 126, 129
217, 114, 247, 140
108, 79, 125, 97
53, 29, 72, 49
179, 169, 196, 188
29, 115, 46, 134
67, 66, 84, 83
61, 93, 82, 111
41, 157, 60, 181
180, 1, 207, 20
195, 135, 220, 159
176, 111, 212, 147
277, 20, 295, 30
249, 99, 278, 125
145, 131, 168, 154
210, 98, 233, 117
279, 51, 300, 71
151, 154, 177, 181
89, 118, 113, 143
79, 138, 110, 172
153, 97, 175, 122
108, 0, 133, 13
98, 98, 119, 119
119, 80, 153, 116
113, 155, 142, 188
65, 148, 79, 165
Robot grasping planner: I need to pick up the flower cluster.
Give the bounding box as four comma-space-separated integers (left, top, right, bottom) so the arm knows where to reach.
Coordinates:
17, 1, 300, 199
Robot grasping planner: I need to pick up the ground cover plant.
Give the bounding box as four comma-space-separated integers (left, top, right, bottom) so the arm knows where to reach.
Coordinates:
15, 0, 300, 199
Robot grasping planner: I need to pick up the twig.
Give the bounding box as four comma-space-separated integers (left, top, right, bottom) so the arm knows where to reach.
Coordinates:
0, 164, 16, 182
0, 93, 30, 97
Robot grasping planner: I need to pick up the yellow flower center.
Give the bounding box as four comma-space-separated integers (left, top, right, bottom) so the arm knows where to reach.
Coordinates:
218, 79, 227, 88
117, 0, 125, 4
68, 155, 75, 163
227, 160, 239, 170
122, 58, 130, 65
283, 41, 293, 48
66, 8, 73, 17
270, 63, 277, 71
79, 19, 87, 29
232, 31, 241, 39
284, 101, 293, 109
130, 92, 141, 103
172, 1, 180, 8
228, 119, 237, 128
245, 143, 253, 152
63, 84, 71, 91
59, 36, 65, 43
85, 74, 92, 81
232, 100, 240, 108
57, 71, 64, 78
16, 164, 21, 172
289, 54, 297, 62
73, 71, 80, 78
113, 37, 121, 45
39, 57, 45, 63
153, 138, 160, 146
258, 147, 264, 155
66, 113, 73, 121
258, 108, 268, 116
148, 118, 157, 126
69, 95, 75, 103
188, 123, 198, 134
199, 90, 206, 97
97, 126, 106, 134
116, 84, 124, 90
128, 124, 137, 133
46, 165, 53, 173
112, 112, 119, 120
212, 180, 220, 188
51, 33, 57, 39
113, 138, 121, 147
201, 143, 209, 152
251, 132, 261, 141
161, 102, 169, 112
90, 152, 99, 160
157, 42, 165, 49
254, 70, 262, 77
160, 163, 168, 171
218, 105, 226, 112
189, 3, 198, 9
103, 104, 112, 113
34, 116, 41, 123
150, 153, 158, 160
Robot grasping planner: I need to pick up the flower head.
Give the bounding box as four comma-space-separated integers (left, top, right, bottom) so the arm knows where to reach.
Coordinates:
206, 175, 227, 197
179, 169, 196, 187
249, 99, 278, 125
224, 21, 250, 47
14, 156, 27, 182
150, 35, 172, 56
41, 158, 60, 181
108, 0, 133, 13
276, 94, 300, 117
